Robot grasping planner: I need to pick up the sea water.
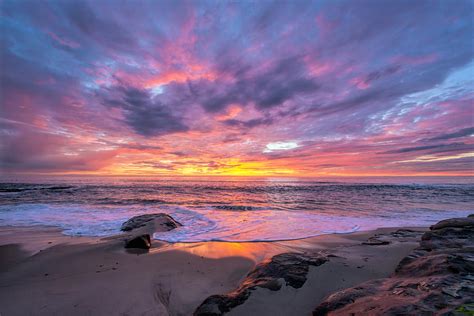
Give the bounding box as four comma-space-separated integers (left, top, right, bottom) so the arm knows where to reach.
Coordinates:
0, 176, 473, 242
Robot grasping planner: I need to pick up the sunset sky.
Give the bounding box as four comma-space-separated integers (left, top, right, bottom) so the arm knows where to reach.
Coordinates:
1, 0, 473, 176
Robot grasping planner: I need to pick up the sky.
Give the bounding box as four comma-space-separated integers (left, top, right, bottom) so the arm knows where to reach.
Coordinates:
0, 0, 473, 177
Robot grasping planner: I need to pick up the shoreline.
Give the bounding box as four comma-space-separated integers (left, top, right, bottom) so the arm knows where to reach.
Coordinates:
0, 222, 430, 244
0, 224, 427, 315
0, 223, 428, 261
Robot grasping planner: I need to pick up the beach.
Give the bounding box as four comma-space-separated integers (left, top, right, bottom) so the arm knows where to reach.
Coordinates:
2, 0, 473, 313
0, 179, 473, 315
0, 223, 426, 315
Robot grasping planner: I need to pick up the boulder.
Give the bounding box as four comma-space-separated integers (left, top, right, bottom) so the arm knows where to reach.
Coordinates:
194, 253, 328, 315
120, 213, 182, 232
124, 234, 151, 249
121, 214, 181, 250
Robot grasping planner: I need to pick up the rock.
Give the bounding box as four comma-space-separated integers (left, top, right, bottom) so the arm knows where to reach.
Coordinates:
312, 215, 474, 315
124, 234, 151, 249
420, 225, 474, 251
361, 230, 424, 247
313, 282, 380, 316
121, 214, 181, 249
390, 229, 424, 239
194, 253, 328, 316
120, 213, 181, 232
430, 217, 474, 230
362, 237, 390, 245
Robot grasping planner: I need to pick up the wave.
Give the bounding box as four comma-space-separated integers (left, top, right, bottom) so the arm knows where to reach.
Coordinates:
153, 207, 473, 243
212, 205, 266, 211
0, 203, 472, 243
94, 198, 167, 205
0, 185, 76, 193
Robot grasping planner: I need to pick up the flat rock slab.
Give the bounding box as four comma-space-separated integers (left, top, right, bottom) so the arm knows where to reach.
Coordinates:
194, 253, 328, 316
120, 213, 182, 232
313, 215, 474, 315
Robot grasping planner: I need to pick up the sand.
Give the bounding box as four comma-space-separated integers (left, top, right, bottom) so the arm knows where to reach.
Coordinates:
0, 226, 425, 316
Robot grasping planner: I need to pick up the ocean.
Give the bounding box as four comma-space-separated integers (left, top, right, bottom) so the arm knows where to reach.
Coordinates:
0, 176, 473, 242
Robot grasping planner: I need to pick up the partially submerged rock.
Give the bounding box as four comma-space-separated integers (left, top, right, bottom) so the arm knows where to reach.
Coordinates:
195, 253, 328, 316
124, 234, 151, 249
313, 215, 474, 315
120, 213, 181, 232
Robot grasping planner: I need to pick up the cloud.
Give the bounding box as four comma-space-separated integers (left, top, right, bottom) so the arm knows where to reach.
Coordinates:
102, 87, 189, 137
0, 127, 118, 172
1, 0, 473, 175
201, 57, 319, 112
382, 143, 472, 154
264, 141, 299, 153
222, 118, 273, 129
427, 127, 474, 141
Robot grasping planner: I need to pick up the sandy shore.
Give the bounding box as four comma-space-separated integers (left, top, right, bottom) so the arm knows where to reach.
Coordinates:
0, 225, 426, 316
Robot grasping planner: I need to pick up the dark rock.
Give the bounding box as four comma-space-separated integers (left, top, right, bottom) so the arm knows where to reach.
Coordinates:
420, 226, 474, 251
312, 215, 474, 315
390, 229, 424, 239
124, 234, 151, 249
313, 283, 380, 316
430, 217, 474, 230
120, 213, 181, 232
194, 253, 328, 316
362, 237, 390, 245
248, 253, 328, 289
361, 230, 424, 246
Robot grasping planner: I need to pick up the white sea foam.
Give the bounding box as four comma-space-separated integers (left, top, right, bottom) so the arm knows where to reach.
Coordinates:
0, 204, 472, 242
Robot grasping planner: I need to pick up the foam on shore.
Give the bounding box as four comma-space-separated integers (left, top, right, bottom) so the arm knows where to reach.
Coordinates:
0, 203, 472, 242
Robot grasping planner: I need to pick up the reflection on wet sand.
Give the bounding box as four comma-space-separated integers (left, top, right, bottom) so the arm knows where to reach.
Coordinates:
151, 231, 368, 262
151, 241, 295, 262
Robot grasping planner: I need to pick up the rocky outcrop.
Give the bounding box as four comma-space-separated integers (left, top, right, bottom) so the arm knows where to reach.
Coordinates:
195, 253, 328, 316
124, 234, 151, 249
429, 217, 474, 231
120, 213, 181, 232
313, 215, 474, 315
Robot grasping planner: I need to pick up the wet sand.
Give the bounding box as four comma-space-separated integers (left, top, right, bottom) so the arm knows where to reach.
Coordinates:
0, 225, 425, 315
